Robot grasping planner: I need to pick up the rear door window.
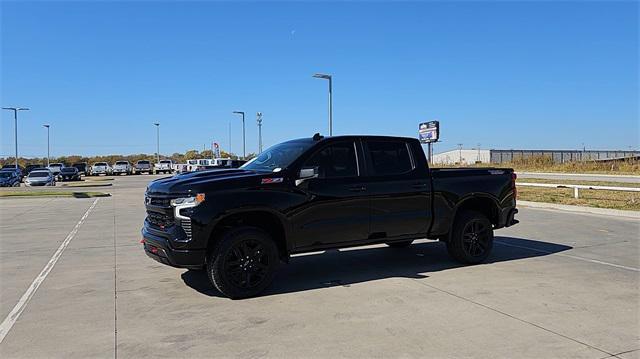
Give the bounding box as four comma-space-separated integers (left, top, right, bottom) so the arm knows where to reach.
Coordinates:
365, 140, 414, 176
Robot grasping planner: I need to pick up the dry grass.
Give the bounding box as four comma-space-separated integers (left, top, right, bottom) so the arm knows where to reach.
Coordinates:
516, 180, 640, 211
433, 156, 640, 175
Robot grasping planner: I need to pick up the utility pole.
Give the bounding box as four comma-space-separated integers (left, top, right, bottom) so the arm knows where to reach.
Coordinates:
228, 121, 232, 158
256, 112, 263, 154
312, 73, 333, 136
153, 123, 160, 163
457, 143, 463, 164
233, 111, 246, 159
43, 124, 50, 167
2, 107, 30, 168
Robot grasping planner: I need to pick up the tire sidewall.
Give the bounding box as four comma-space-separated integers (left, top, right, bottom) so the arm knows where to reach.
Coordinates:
207, 227, 279, 299
448, 211, 493, 264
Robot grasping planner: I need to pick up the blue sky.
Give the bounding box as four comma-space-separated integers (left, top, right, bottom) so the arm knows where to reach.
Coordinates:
1, 1, 638, 158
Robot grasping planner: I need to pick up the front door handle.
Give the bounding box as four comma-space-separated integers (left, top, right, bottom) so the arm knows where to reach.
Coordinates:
348, 186, 366, 192
412, 183, 428, 189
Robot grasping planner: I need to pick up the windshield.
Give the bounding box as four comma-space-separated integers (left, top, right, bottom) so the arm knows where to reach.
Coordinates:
94, 163, 107, 166
115, 161, 128, 165
29, 171, 50, 178
160, 160, 171, 164
241, 140, 313, 172
138, 161, 150, 165
0, 172, 13, 178
49, 164, 62, 168
62, 168, 76, 172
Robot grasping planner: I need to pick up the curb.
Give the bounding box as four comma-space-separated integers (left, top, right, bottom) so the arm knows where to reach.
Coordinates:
518, 172, 640, 179
518, 200, 640, 219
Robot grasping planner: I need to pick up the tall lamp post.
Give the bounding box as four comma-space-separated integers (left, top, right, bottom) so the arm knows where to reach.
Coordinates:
312, 73, 332, 136
2, 107, 29, 168
153, 123, 160, 163
43, 124, 50, 167
233, 111, 245, 159
256, 112, 263, 154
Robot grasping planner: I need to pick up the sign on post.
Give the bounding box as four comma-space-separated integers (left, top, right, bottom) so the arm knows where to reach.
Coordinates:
214, 142, 221, 158
419, 121, 439, 143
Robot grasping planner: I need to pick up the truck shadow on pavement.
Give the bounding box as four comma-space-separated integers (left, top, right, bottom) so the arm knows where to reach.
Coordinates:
181, 236, 572, 298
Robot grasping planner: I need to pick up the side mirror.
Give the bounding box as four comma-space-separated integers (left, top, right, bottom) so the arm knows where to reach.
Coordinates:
295, 167, 318, 186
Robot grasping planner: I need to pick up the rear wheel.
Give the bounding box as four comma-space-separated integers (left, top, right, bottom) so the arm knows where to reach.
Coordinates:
386, 240, 413, 248
446, 211, 493, 264
207, 227, 279, 299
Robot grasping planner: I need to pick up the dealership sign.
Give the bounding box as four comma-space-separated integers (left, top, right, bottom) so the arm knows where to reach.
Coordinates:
419, 121, 439, 143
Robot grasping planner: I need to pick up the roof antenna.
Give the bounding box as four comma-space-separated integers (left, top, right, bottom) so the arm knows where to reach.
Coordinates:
312, 133, 324, 141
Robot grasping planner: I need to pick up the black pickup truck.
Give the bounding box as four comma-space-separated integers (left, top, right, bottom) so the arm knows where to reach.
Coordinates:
142, 134, 518, 298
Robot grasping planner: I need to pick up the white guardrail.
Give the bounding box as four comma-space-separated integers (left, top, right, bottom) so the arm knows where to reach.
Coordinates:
517, 182, 640, 199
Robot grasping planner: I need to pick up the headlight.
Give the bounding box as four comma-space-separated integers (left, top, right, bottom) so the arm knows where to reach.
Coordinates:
171, 193, 205, 220
170, 193, 205, 207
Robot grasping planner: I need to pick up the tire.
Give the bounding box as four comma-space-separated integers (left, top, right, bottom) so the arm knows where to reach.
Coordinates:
446, 210, 493, 264
386, 240, 413, 248
12, 182, 20, 187
207, 227, 279, 299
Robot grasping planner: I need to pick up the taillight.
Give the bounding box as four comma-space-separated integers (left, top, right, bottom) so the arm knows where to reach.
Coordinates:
512, 172, 517, 199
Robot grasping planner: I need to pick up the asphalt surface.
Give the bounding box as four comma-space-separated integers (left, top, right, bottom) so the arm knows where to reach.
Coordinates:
517, 172, 640, 184
1, 175, 639, 358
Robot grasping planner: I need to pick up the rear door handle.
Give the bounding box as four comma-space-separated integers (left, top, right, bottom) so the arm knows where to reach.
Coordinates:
348, 186, 367, 192
412, 183, 428, 189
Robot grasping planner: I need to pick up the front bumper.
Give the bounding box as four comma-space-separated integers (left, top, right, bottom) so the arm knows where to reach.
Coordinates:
141, 221, 205, 269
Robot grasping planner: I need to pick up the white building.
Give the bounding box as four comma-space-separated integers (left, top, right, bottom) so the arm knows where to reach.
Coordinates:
432, 149, 491, 165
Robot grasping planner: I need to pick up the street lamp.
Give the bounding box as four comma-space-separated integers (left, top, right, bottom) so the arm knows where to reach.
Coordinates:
2, 107, 30, 168
312, 73, 332, 136
256, 112, 263, 154
153, 123, 160, 164
43, 124, 50, 167
233, 111, 245, 159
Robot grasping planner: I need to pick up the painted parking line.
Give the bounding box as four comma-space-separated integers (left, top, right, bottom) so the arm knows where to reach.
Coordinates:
0, 198, 100, 344
495, 239, 639, 272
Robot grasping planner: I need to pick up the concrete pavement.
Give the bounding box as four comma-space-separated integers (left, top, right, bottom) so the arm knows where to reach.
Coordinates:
1, 175, 638, 358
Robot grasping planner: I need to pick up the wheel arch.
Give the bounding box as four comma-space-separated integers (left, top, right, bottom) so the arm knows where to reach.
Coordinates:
451, 195, 501, 230
206, 208, 290, 261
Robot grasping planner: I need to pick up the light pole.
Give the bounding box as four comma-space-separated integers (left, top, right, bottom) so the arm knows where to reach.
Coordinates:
256, 112, 263, 154
2, 107, 30, 168
43, 124, 50, 167
228, 121, 232, 158
312, 73, 332, 136
153, 123, 160, 163
233, 111, 245, 159
457, 143, 463, 164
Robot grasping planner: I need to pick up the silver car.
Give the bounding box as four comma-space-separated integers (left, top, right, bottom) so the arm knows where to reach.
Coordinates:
91, 162, 112, 176
25, 169, 56, 186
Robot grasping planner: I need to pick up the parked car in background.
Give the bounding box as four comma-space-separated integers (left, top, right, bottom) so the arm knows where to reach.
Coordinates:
72, 162, 89, 176
0, 169, 21, 187
185, 159, 199, 172
1, 165, 25, 178
25, 169, 56, 186
113, 161, 133, 175
174, 163, 189, 173
154, 160, 173, 174
59, 167, 81, 181
134, 160, 153, 175
25, 164, 44, 175
48, 163, 65, 177
91, 162, 112, 176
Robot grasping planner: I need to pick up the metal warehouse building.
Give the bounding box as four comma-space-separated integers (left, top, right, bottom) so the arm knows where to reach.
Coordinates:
432, 149, 639, 165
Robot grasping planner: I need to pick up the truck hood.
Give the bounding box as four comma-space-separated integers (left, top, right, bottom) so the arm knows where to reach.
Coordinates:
146, 168, 272, 194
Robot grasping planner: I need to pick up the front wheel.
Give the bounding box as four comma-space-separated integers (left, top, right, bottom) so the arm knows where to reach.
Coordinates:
207, 227, 279, 299
446, 211, 493, 264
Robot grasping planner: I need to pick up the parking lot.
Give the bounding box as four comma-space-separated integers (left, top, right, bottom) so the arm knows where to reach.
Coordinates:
0, 174, 638, 358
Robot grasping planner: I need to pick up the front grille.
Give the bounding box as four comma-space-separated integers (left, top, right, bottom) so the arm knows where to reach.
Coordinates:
181, 219, 192, 240
147, 197, 172, 207
146, 211, 174, 228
